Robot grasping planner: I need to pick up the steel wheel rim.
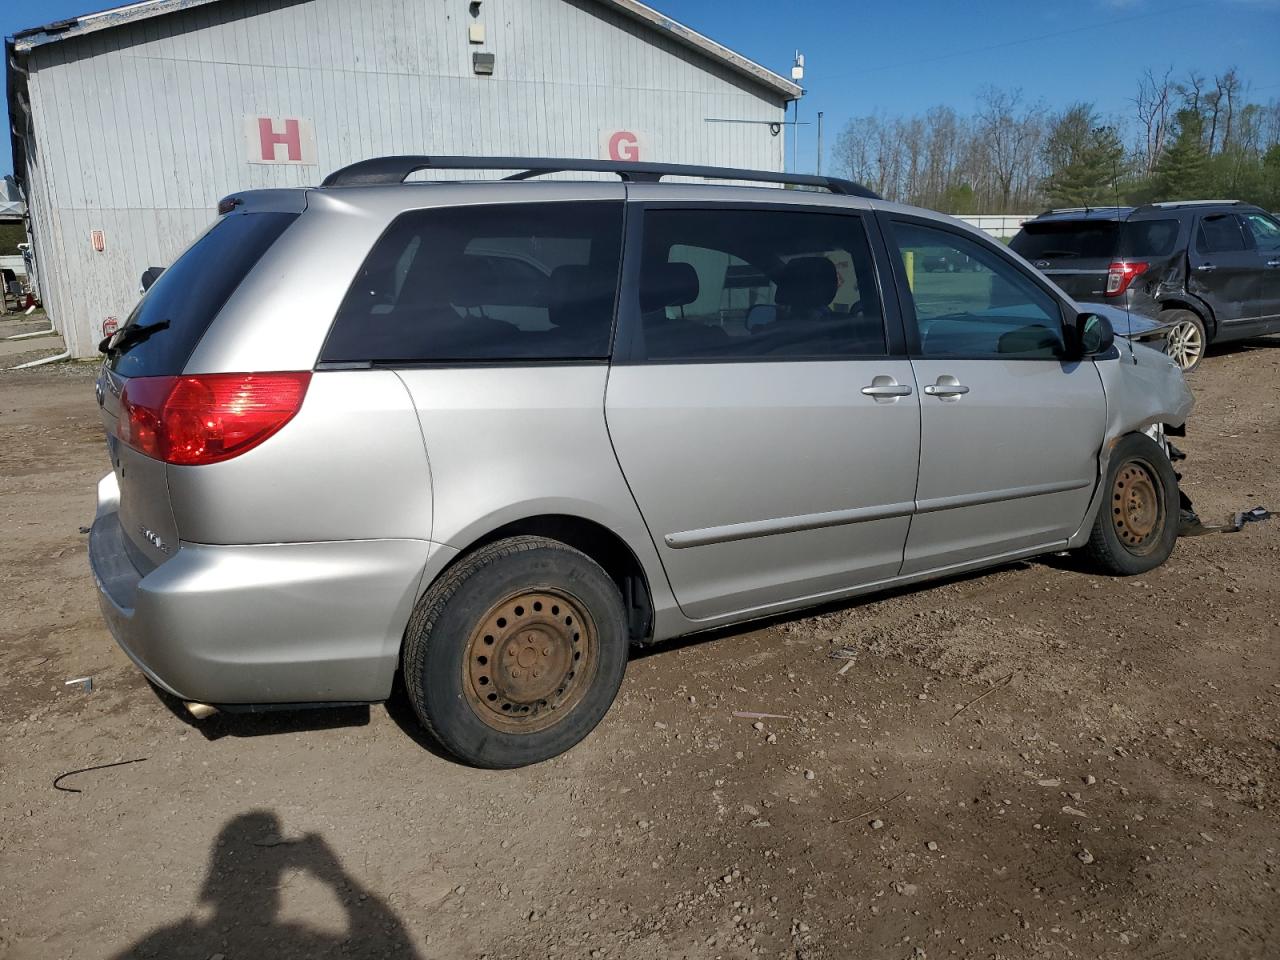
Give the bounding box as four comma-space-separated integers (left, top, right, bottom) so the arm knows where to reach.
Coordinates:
1167, 320, 1203, 370
1111, 458, 1165, 555
462, 589, 598, 733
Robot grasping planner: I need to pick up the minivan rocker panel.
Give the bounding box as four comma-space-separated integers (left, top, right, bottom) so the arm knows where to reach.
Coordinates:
89, 158, 1193, 766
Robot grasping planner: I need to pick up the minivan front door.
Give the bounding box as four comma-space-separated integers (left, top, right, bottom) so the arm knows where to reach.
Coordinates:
606, 203, 919, 621
884, 217, 1107, 575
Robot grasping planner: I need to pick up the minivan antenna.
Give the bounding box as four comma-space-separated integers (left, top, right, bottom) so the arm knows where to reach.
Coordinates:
1110, 149, 1136, 360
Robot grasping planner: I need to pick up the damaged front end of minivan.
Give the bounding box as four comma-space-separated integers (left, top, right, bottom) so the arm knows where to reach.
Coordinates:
1067, 334, 1197, 549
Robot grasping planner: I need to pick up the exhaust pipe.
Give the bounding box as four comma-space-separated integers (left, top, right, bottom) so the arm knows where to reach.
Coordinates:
184, 701, 219, 720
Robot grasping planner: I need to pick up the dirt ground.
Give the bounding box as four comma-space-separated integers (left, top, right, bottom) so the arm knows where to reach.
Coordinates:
1, 333, 1277, 960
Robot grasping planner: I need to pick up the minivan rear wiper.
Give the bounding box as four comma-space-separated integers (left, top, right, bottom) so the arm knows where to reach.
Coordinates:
99, 319, 170, 356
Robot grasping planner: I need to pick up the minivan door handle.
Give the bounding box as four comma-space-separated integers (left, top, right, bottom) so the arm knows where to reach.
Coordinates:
1195, 263, 1217, 273
923, 377, 970, 399
860, 376, 913, 401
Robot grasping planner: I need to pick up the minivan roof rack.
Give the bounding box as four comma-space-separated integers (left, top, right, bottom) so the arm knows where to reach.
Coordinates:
320, 155, 882, 199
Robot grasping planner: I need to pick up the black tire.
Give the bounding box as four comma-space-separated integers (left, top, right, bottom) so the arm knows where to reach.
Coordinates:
1082, 433, 1180, 575
402, 536, 628, 768
1159, 308, 1207, 372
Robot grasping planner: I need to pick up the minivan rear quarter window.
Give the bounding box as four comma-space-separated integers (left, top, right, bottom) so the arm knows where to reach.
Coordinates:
106, 212, 298, 378
321, 201, 624, 363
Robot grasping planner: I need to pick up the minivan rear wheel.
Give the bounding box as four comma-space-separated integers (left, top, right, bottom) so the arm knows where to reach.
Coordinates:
1160, 309, 1206, 372
1081, 433, 1179, 576
402, 536, 628, 768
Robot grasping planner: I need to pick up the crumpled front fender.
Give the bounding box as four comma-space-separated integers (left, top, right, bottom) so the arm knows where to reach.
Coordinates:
1066, 341, 1194, 548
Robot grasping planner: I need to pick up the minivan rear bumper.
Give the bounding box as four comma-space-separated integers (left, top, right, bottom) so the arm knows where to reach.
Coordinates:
88, 472, 436, 705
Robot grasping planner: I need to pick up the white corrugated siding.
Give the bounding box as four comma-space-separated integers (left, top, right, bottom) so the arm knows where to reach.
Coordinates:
21, 0, 788, 357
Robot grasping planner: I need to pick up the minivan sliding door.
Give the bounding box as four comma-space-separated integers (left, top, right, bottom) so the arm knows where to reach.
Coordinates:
605, 203, 920, 622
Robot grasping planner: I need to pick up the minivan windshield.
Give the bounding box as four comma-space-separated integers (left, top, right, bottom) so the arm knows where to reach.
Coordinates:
106, 212, 298, 378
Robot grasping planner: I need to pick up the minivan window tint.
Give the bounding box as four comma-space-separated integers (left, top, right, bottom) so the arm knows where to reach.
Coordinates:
633, 208, 886, 361
321, 202, 623, 363
892, 221, 1063, 359
1197, 215, 1248, 253
106, 212, 298, 378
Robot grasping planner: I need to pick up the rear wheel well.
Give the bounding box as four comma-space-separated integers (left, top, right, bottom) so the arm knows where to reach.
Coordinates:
1159, 299, 1214, 338
465, 515, 655, 645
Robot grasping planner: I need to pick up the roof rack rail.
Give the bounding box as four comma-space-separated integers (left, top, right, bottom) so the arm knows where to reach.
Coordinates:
1035, 205, 1130, 216
320, 155, 881, 199
1144, 199, 1243, 209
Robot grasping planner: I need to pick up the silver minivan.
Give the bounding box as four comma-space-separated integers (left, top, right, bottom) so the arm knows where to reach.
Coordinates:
89, 156, 1193, 767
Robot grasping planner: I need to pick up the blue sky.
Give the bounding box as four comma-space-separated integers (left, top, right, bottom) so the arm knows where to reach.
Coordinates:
4, 0, 1279, 177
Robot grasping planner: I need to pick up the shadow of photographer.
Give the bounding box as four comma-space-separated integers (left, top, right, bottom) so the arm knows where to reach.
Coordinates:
112, 810, 422, 959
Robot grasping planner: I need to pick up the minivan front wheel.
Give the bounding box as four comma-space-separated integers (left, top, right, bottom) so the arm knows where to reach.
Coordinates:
402, 536, 628, 768
1082, 433, 1179, 575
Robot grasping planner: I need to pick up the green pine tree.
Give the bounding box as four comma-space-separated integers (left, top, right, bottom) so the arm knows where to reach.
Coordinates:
1153, 109, 1210, 200
939, 182, 975, 215
1042, 104, 1126, 207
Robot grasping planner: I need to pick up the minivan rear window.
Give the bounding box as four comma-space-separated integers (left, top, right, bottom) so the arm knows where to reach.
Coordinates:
106, 212, 298, 378
321, 201, 624, 363
1011, 218, 1180, 261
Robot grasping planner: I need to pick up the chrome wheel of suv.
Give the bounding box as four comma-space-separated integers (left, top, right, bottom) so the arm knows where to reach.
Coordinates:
1163, 310, 1205, 372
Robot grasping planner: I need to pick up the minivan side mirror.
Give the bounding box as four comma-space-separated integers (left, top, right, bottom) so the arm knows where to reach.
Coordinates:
1070, 311, 1115, 357
140, 266, 165, 292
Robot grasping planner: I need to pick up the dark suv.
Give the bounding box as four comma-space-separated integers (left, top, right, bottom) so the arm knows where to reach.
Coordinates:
1011, 201, 1280, 371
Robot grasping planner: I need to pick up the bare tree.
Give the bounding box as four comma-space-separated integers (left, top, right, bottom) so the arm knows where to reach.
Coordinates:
921, 105, 962, 206
1262, 99, 1280, 151
1133, 67, 1174, 175
826, 73, 1274, 213
902, 116, 925, 205
975, 87, 1045, 211
1204, 84, 1223, 154
1178, 71, 1207, 117
1218, 68, 1242, 151
874, 118, 904, 200
833, 117, 878, 188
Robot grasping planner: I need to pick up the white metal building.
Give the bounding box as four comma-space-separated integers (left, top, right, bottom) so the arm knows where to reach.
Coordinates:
6, 0, 799, 358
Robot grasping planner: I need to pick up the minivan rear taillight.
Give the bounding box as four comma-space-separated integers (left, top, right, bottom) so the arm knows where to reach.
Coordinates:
119, 372, 311, 465
1105, 260, 1149, 297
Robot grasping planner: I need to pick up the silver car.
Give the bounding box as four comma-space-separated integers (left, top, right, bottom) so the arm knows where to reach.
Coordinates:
89, 156, 1193, 768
